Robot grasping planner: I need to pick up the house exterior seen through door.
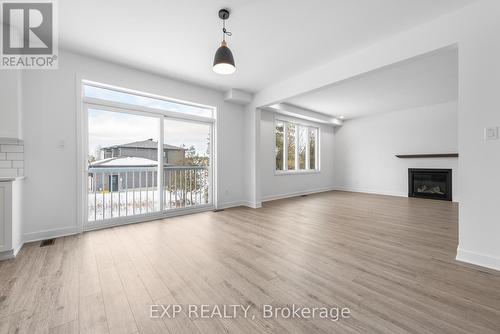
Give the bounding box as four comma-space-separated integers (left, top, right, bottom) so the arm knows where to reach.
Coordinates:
83, 82, 215, 229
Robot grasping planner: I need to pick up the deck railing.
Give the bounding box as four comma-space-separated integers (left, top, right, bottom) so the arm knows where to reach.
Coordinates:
88, 165, 209, 222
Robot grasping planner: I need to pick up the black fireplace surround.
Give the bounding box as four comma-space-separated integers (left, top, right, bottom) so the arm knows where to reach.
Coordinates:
408, 169, 452, 201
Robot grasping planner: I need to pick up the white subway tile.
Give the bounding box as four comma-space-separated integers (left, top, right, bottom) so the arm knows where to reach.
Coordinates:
0, 153, 5, 160
0, 144, 23, 153
6, 152, 23, 160
12, 160, 23, 168
17, 168, 24, 176
0, 137, 19, 145
0, 161, 12, 168
0, 168, 17, 177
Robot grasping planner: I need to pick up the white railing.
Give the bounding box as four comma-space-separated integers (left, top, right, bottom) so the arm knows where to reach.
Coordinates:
88, 165, 209, 222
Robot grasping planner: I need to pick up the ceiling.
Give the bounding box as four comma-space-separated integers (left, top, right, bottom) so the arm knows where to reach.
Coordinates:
59, 0, 474, 93
285, 47, 458, 120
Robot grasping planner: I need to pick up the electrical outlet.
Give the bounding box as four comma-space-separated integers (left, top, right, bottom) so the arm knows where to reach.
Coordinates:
484, 127, 498, 141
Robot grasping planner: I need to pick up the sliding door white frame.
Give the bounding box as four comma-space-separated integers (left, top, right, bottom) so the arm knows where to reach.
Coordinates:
77, 80, 216, 232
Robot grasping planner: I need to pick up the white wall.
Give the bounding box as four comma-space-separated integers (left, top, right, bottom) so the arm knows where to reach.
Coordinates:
334, 101, 458, 201
260, 110, 335, 201
253, 0, 500, 271
456, 1, 500, 269
0, 71, 22, 139
242, 106, 261, 208
21, 50, 246, 241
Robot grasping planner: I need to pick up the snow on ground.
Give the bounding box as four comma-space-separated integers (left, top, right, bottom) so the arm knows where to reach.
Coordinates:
88, 188, 208, 221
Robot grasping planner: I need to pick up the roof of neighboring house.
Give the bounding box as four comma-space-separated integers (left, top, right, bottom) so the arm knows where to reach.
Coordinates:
101, 139, 185, 151
90, 157, 164, 168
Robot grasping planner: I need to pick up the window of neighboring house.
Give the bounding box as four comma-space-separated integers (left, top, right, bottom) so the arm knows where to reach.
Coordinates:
275, 120, 319, 173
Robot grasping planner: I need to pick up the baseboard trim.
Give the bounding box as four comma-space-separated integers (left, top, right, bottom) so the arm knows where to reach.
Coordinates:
333, 186, 460, 203
217, 200, 262, 209
0, 249, 15, 261
13, 242, 22, 256
217, 200, 247, 209
23, 226, 79, 244
261, 187, 336, 202
244, 201, 262, 209
333, 186, 407, 198
456, 247, 500, 272
0, 241, 23, 260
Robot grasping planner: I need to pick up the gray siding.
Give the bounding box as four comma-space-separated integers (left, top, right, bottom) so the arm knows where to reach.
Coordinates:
102, 147, 185, 164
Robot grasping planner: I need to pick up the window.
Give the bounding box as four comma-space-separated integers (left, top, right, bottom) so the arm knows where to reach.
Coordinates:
287, 123, 296, 170
84, 84, 214, 118
275, 120, 319, 173
83, 81, 215, 225
309, 128, 317, 170
298, 126, 307, 170
275, 121, 284, 171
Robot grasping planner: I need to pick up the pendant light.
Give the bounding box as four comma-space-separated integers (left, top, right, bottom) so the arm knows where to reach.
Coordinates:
213, 9, 235, 75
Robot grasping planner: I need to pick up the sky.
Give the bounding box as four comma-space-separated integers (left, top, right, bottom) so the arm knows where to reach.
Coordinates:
86, 85, 212, 159
84, 85, 213, 118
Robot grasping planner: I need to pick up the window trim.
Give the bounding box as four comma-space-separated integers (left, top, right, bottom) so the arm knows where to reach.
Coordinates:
274, 118, 320, 175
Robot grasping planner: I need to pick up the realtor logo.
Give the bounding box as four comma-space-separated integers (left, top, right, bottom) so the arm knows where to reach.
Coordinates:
1, 0, 58, 69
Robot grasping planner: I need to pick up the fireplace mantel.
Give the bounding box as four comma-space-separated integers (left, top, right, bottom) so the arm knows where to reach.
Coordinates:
395, 153, 458, 158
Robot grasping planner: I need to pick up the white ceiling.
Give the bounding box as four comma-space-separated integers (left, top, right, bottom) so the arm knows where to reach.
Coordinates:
285, 47, 458, 120
59, 0, 473, 93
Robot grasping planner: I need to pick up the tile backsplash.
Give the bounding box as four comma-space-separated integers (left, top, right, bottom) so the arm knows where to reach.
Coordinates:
0, 138, 24, 177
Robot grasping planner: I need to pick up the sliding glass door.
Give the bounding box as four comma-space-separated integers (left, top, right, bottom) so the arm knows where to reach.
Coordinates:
83, 82, 215, 229
87, 108, 162, 224
162, 118, 212, 210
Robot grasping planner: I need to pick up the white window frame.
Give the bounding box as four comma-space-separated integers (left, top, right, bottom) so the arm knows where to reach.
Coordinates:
274, 118, 320, 175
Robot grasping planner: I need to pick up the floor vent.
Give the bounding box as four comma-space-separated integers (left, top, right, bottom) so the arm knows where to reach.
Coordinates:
213, 209, 225, 212
40, 238, 55, 247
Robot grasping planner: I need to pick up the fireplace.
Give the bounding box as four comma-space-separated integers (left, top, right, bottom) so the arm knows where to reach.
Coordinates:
408, 169, 452, 201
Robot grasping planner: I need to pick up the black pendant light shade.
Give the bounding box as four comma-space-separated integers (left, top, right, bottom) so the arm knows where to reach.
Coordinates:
213, 41, 235, 75
213, 9, 236, 75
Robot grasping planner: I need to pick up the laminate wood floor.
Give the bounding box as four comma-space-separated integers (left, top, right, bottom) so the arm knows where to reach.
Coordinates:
1, 191, 499, 334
